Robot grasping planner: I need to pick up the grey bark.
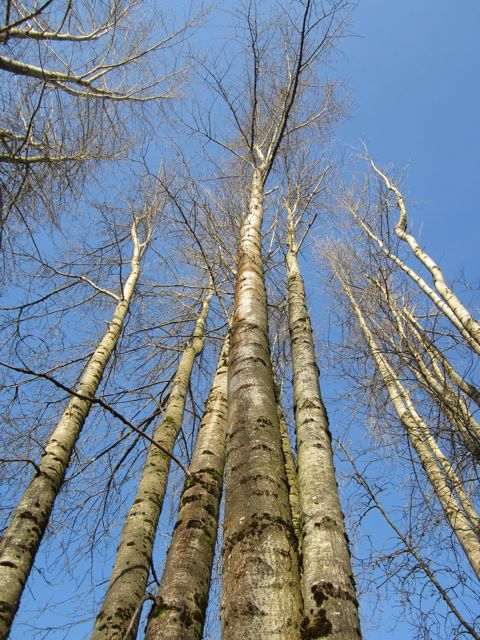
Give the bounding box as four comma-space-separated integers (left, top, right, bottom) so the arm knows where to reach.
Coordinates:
222, 168, 303, 639
144, 334, 229, 640
286, 221, 361, 640
91, 288, 213, 640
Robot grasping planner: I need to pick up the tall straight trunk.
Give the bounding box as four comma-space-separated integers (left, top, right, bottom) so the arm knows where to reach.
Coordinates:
286, 234, 361, 640
91, 288, 213, 640
145, 334, 229, 640
334, 265, 480, 580
222, 168, 302, 639
0, 222, 146, 640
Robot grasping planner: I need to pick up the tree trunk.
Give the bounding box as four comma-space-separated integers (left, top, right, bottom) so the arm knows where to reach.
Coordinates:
286, 239, 361, 640
91, 288, 213, 640
335, 267, 480, 580
222, 168, 303, 639
144, 334, 229, 640
0, 222, 146, 640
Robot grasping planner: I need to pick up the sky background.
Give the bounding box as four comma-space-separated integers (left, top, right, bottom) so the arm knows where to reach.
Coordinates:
333, 0, 479, 288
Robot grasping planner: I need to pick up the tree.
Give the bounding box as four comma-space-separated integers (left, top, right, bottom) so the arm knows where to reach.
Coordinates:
0, 207, 155, 638
0, 0, 198, 253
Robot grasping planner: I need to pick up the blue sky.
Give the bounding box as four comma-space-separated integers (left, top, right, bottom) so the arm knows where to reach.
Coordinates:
334, 0, 479, 286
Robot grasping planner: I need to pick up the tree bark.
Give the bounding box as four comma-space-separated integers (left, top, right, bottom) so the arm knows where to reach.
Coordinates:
91, 288, 213, 640
222, 168, 303, 639
0, 222, 146, 640
286, 233, 361, 640
144, 334, 229, 640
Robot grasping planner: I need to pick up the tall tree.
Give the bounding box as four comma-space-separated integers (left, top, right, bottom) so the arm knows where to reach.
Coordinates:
0, 211, 154, 638
285, 180, 361, 639
144, 333, 229, 640
91, 285, 213, 640
327, 245, 480, 580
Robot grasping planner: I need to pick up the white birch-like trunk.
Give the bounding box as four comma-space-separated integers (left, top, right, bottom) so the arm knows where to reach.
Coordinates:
369, 160, 480, 349
144, 334, 229, 640
0, 223, 145, 639
91, 288, 213, 640
349, 209, 480, 356
286, 235, 361, 640
222, 168, 302, 639
335, 268, 480, 580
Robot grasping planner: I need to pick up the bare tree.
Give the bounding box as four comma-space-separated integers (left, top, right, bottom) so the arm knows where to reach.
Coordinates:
0, 205, 155, 638
91, 284, 213, 640
0, 0, 200, 251
144, 333, 229, 640
327, 243, 480, 581
285, 173, 361, 639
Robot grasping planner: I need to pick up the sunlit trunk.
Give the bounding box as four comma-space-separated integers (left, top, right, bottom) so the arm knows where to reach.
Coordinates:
91, 289, 213, 640
222, 168, 302, 639
145, 334, 229, 640
286, 226, 361, 640
0, 222, 146, 640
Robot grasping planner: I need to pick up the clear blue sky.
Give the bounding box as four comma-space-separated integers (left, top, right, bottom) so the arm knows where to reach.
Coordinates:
334, 0, 479, 287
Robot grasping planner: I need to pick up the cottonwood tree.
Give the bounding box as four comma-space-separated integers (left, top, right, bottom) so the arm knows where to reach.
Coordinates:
91, 283, 214, 639
284, 165, 361, 639
320, 161, 480, 637
184, 1, 360, 637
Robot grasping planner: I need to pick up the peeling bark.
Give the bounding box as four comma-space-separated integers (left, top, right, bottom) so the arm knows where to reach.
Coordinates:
222, 168, 303, 639
91, 288, 213, 640
145, 334, 229, 640
0, 222, 146, 640
286, 223, 361, 640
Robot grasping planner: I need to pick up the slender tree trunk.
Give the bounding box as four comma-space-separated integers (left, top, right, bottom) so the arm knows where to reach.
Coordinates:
277, 396, 302, 548
91, 288, 213, 640
286, 229, 361, 639
0, 222, 146, 640
144, 334, 229, 640
222, 168, 303, 639
370, 159, 480, 348
402, 307, 480, 409
348, 208, 480, 356
334, 266, 480, 580
367, 278, 480, 459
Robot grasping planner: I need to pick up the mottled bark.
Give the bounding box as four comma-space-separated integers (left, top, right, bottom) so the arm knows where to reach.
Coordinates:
222, 168, 303, 639
336, 270, 480, 580
91, 288, 213, 640
0, 222, 146, 640
277, 400, 302, 548
145, 334, 229, 640
286, 229, 361, 640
